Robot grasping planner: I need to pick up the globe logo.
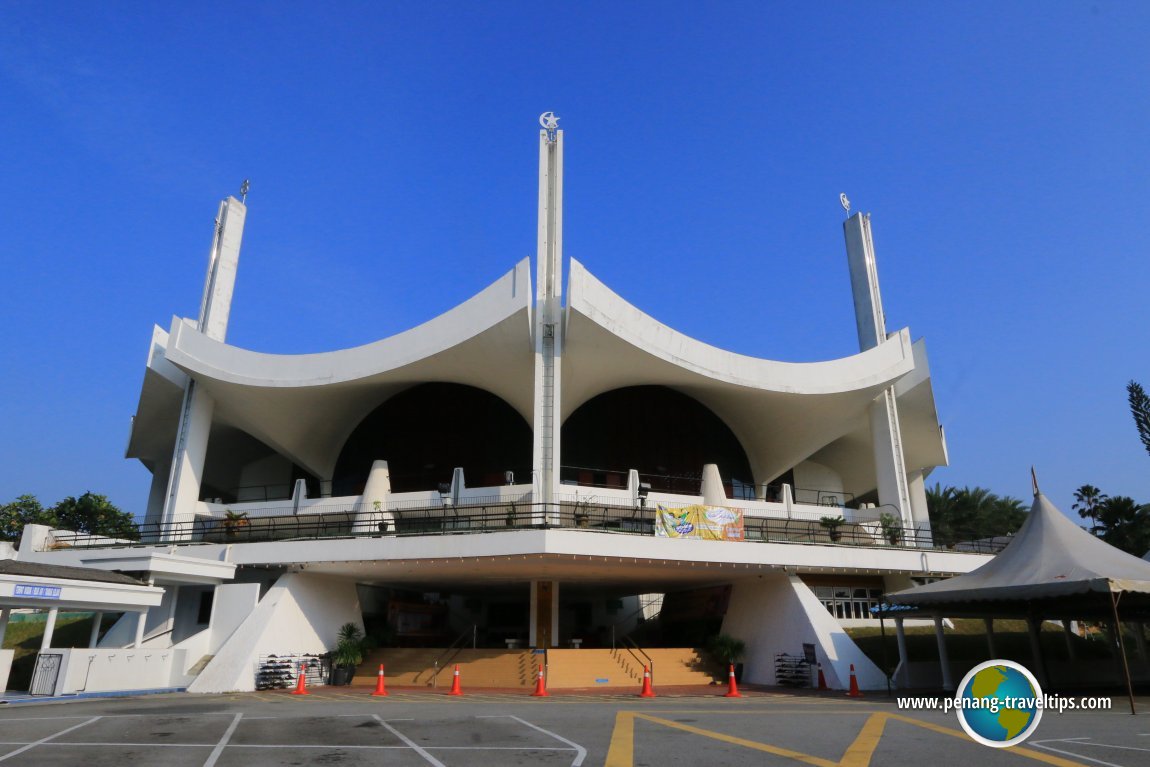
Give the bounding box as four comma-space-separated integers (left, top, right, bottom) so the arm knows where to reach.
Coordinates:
955, 660, 1044, 747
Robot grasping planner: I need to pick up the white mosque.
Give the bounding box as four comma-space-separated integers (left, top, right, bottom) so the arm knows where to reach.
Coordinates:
12, 115, 991, 695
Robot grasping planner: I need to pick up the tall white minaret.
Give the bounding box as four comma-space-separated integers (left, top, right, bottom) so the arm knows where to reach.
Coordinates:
842, 211, 923, 534
531, 113, 564, 519
158, 194, 248, 531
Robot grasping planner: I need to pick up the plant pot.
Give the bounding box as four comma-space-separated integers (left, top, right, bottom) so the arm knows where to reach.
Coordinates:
827, 529, 842, 542
331, 665, 355, 686
575, 515, 590, 528
734, 662, 745, 683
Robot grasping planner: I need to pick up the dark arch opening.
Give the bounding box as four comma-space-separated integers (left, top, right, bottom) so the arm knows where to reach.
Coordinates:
560, 386, 754, 495
333, 383, 533, 495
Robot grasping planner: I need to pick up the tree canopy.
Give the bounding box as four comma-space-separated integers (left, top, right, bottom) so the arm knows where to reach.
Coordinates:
1129, 380, 1150, 458
925, 485, 1028, 548
0, 492, 138, 546
1091, 495, 1150, 557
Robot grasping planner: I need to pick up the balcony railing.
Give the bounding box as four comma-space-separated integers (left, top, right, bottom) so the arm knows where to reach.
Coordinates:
45, 500, 1008, 555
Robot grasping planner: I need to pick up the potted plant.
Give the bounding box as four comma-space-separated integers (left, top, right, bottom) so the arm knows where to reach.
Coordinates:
707, 633, 747, 682
506, 502, 518, 528
331, 622, 369, 685
372, 500, 389, 534
879, 512, 902, 545
819, 516, 845, 542
574, 501, 591, 528
222, 510, 250, 539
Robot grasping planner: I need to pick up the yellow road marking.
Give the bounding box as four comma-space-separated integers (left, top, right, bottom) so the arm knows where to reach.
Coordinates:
838, 713, 887, 767
883, 714, 1092, 767
605, 710, 1093, 767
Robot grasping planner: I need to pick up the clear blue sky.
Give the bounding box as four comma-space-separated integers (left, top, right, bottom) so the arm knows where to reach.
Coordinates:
1, 2, 1147, 520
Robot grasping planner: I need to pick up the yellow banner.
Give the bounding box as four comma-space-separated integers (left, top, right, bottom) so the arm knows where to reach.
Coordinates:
655, 505, 744, 541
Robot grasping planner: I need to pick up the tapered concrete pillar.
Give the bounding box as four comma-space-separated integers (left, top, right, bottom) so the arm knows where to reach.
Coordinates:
531, 114, 564, 524
844, 213, 916, 532
88, 612, 103, 648
354, 460, 394, 534
894, 617, 909, 686
40, 608, 59, 651
933, 616, 953, 691
700, 464, 727, 506
161, 195, 247, 533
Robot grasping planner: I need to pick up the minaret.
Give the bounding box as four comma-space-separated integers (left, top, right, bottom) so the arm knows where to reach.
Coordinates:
842, 211, 925, 535
531, 113, 564, 517
157, 194, 248, 532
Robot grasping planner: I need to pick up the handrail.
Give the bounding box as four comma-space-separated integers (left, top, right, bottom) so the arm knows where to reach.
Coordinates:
617, 633, 653, 684
45, 500, 1012, 555
428, 623, 477, 687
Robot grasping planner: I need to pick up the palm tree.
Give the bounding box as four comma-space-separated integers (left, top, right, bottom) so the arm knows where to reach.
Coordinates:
1072, 485, 1107, 534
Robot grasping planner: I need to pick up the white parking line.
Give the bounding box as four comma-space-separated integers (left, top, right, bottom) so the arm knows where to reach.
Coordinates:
0, 716, 102, 762
202, 713, 243, 767
505, 715, 587, 767
1030, 739, 1126, 767
373, 715, 446, 767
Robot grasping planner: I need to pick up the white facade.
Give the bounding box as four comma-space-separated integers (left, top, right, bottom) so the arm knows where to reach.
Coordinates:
22, 118, 987, 693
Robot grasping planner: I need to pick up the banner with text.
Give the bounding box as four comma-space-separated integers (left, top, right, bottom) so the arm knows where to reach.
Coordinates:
655, 505, 744, 541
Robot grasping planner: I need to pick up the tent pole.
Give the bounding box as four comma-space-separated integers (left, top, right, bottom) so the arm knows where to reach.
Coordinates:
1108, 590, 1136, 715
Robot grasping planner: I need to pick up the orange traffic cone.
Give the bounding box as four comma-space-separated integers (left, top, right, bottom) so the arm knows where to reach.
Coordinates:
290, 663, 309, 696
448, 664, 463, 696
723, 663, 742, 697
531, 664, 549, 697
638, 665, 656, 698
371, 664, 388, 697
817, 663, 828, 690
847, 663, 862, 698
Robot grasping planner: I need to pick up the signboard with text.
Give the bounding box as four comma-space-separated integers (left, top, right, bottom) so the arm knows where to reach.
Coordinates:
13, 584, 62, 600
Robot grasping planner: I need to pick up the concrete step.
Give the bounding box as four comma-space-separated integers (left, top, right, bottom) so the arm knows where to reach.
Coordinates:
354, 648, 536, 688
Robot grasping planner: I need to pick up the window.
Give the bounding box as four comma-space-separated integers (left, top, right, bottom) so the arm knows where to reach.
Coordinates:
813, 584, 883, 620
197, 591, 214, 624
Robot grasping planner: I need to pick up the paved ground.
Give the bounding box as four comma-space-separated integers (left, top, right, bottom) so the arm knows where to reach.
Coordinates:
0, 687, 1146, 766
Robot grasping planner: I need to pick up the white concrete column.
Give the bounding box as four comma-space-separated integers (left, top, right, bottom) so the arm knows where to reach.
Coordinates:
88, 612, 103, 648
933, 616, 953, 691
40, 608, 59, 651
984, 617, 997, 658
1062, 620, 1077, 661
906, 469, 934, 540
160, 195, 247, 532
133, 610, 148, 649
531, 117, 564, 523
143, 454, 172, 532
700, 464, 728, 506
0, 609, 10, 648
353, 460, 394, 534
894, 617, 909, 686
844, 213, 915, 531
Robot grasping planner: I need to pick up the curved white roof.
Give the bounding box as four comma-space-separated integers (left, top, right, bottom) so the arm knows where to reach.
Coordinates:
128, 258, 946, 489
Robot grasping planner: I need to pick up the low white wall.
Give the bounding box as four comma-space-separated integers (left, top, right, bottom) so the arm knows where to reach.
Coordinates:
188, 572, 361, 693
53, 648, 190, 695
0, 649, 12, 691
722, 573, 886, 690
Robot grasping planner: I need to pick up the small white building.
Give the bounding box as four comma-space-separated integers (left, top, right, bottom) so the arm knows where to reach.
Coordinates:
21, 116, 991, 693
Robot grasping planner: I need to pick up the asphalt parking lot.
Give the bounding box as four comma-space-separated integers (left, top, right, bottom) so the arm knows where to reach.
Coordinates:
0, 689, 1145, 766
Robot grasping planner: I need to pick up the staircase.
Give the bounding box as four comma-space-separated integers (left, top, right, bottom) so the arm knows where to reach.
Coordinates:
353, 647, 719, 689
354, 648, 535, 688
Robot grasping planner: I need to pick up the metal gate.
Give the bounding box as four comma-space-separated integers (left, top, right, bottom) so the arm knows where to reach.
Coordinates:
29, 653, 63, 696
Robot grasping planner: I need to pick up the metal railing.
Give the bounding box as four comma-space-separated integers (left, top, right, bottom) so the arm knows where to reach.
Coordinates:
46, 500, 1010, 555
428, 624, 477, 687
